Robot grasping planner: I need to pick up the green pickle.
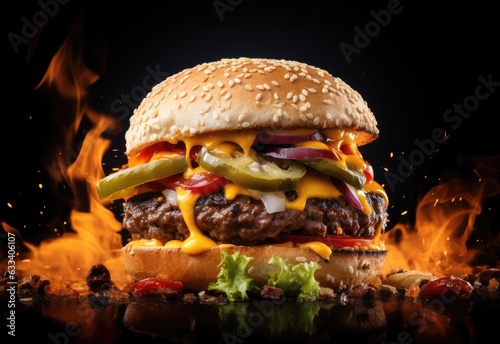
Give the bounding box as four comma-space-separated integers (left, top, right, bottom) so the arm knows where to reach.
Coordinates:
97, 156, 188, 201
302, 158, 365, 190
198, 148, 306, 192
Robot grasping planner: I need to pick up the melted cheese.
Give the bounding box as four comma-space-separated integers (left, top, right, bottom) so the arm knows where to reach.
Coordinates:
129, 129, 388, 259
297, 242, 332, 260
174, 188, 218, 254
286, 170, 341, 210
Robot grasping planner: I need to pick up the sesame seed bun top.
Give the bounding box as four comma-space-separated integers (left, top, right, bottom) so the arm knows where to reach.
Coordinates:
125, 57, 379, 155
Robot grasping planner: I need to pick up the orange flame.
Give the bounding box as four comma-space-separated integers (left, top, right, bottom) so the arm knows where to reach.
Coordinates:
15, 14, 128, 288
382, 155, 500, 277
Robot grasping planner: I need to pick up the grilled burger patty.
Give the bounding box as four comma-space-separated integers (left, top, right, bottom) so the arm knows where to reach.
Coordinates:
123, 191, 388, 246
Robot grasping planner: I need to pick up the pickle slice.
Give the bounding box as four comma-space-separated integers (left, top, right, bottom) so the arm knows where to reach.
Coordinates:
198, 148, 306, 192
97, 157, 188, 201
302, 158, 366, 190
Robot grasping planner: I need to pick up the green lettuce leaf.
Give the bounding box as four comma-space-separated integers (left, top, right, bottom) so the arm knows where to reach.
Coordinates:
267, 255, 320, 302
208, 251, 260, 301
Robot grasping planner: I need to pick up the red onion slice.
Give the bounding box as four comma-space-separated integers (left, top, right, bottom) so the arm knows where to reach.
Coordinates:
255, 130, 328, 145
330, 178, 364, 211
263, 147, 339, 160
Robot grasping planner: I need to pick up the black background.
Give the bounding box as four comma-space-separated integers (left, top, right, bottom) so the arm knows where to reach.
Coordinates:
2, 0, 499, 248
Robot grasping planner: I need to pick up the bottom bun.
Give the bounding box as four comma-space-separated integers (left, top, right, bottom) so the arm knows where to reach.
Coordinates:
122, 244, 387, 293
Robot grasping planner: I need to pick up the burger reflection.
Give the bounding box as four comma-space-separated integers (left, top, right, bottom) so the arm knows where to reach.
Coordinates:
122, 296, 388, 343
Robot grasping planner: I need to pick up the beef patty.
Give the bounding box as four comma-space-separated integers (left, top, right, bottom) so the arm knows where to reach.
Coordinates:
123, 191, 388, 246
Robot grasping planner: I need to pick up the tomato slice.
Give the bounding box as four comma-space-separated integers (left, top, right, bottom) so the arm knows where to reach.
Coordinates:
159, 172, 229, 196
129, 142, 186, 167
275, 234, 374, 249
363, 162, 374, 183
129, 277, 183, 296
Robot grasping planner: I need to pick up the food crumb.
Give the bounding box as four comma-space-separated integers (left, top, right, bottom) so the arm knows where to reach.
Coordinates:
488, 278, 499, 291
405, 284, 420, 298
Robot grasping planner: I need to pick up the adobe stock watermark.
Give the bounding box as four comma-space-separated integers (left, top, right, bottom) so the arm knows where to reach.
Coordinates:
110, 64, 170, 121
213, 0, 243, 21
339, 0, 411, 63
222, 297, 286, 343
383, 73, 499, 193
46, 297, 99, 343
7, 0, 71, 54
387, 286, 471, 344
47, 63, 170, 183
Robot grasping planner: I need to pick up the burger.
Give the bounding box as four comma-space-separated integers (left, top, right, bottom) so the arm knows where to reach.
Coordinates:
97, 57, 389, 301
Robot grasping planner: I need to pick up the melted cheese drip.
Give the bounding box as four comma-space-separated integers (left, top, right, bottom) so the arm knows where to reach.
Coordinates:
297, 242, 332, 260
172, 188, 218, 254
130, 129, 388, 259
184, 131, 258, 157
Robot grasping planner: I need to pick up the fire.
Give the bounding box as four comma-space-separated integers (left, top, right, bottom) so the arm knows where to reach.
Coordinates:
12, 14, 128, 288
383, 155, 500, 277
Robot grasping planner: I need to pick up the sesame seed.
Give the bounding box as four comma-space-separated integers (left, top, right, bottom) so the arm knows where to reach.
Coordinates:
286, 92, 293, 99
228, 80, 235, 87
308, 88, 317, 93
223, 93, 231, 100
217, 81, 224, 87
302, 89, 308, 96
299, 94, 306, 102
255, 93, 262, 101
313, 116, 320, 125
263, 83, 270, 90
295, 256, 307, 262
244, 73, 252, 78
166, 87, 173, 95
233, 77, 241, 84
247, 266, 255, 274
348, 266, 354, 274
273, 92, 279, 100
306, 113, 313, 118
300, 114, 307, 121
292, 95, 298, 103
242, 121, 251, 128
300, 105, 308, 112
202, 86, 209, 92
223, 72, 230, 78
245, 84, 253, 91
192, 84, 199, 90
323, 99, 333, 105
205, 93, 213, 102
203, 104, 211, 113
179, 91, 187, 98
284, 73, 290, 79
173, 94, 178, 100
256, 85, 265, 91
271, 80, 279, 86
318, 71, 325, 77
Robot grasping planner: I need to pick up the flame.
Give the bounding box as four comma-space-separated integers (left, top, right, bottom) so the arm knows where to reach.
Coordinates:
382, 155, 500, 277
14, 14, 128, 288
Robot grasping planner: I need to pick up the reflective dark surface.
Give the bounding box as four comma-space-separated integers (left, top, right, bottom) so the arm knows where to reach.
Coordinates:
5, 287, 499, 343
